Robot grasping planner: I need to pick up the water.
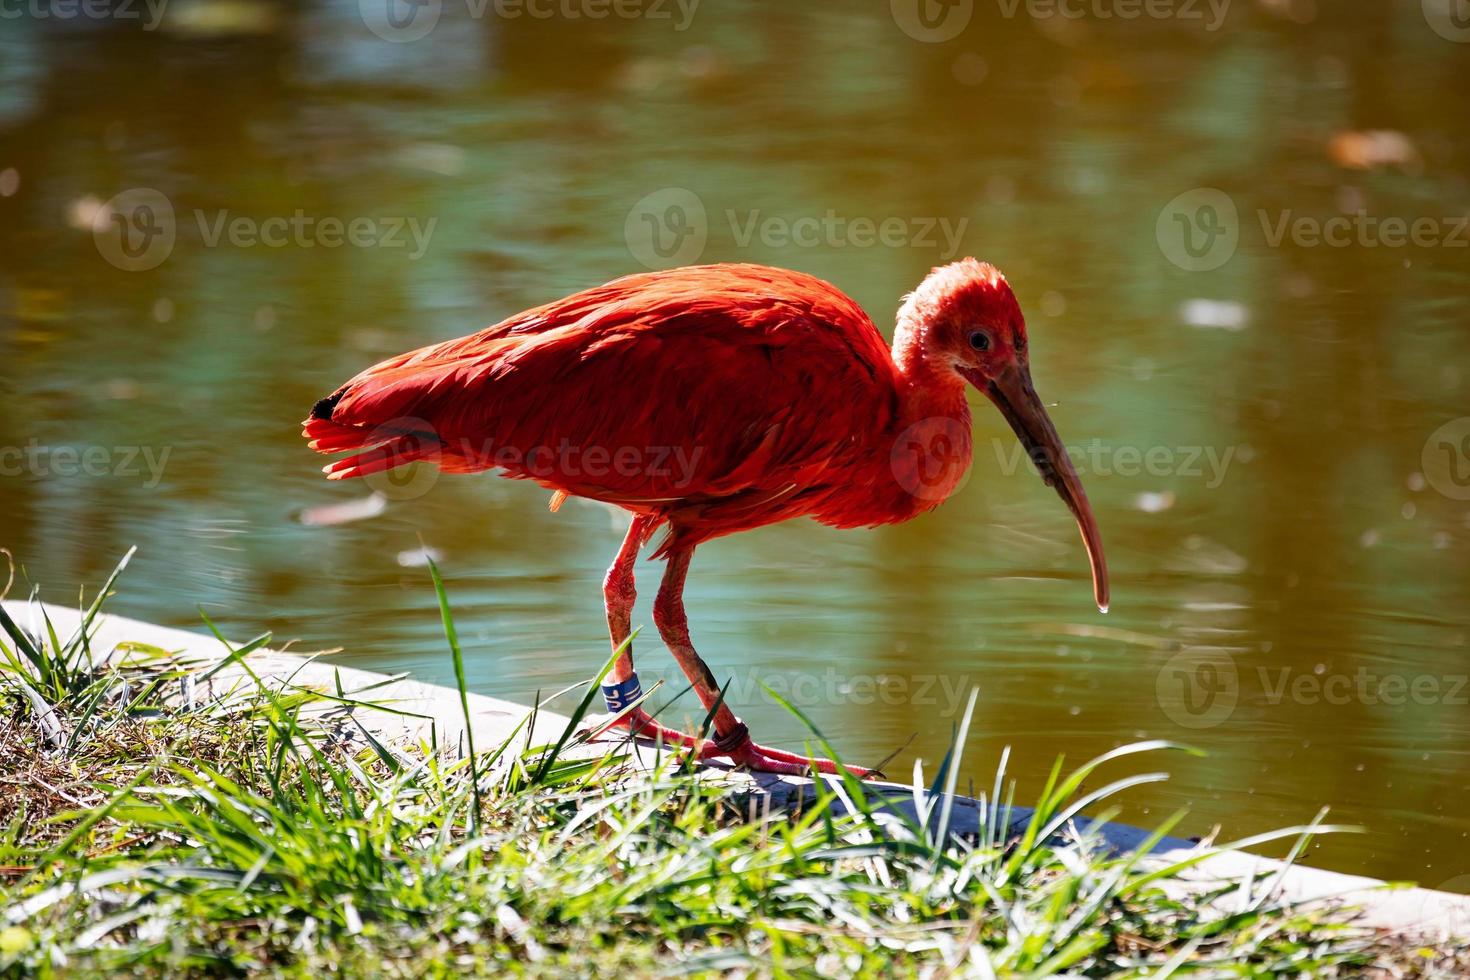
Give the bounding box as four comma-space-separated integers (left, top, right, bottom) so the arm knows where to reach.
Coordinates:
2, 1, 1469, 887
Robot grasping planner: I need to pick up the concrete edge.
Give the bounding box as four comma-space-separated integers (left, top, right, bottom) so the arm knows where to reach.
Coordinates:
6, 599, 1467, 943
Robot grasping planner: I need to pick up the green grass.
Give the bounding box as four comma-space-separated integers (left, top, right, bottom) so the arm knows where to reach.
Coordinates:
0, 554, 1460, 977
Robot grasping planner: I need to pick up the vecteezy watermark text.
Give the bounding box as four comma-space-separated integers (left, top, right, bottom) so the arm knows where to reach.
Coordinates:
889, 0, 1229, 43
625, 187, 969, 270
1156, 649, 1469, 729
991, 438, 1240, 488
359, 0, 699, 43
1258, 210, 1470, 250
886, 420, 1242, 503
635, 667, 978, 716
0, 441, 170, 489
1156, 187, 1470, 271
465, 439, 705, 484
352, 418, 709, 501
195, 211, 436, 260
90, 188, 437, 272
0, 0, 170, 30
728, 211, 968, 259
996, 0, 1229, 30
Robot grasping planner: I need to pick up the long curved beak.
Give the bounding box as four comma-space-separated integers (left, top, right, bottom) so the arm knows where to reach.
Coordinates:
969, 363, 1110, 613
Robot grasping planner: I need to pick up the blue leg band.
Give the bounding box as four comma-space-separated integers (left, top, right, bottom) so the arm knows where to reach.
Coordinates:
602, 673, 643, 712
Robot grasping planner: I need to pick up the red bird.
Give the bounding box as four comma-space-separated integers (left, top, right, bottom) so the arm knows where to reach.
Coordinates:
303, 261, 1108, 776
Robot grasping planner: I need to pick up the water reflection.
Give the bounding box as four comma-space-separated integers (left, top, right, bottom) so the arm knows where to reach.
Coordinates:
1, 0, 1468, 886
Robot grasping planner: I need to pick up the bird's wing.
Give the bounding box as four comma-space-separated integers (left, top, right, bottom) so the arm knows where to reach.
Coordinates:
303, 265, 899, 508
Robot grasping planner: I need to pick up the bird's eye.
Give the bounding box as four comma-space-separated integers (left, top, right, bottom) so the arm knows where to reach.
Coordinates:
968, 331, 991, 352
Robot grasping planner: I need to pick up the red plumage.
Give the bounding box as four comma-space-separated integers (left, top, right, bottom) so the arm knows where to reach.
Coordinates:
304, 260, 1108, 776
304, 263, 930, 551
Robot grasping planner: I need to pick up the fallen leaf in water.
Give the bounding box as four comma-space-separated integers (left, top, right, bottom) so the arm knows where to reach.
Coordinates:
1166, 535, 1248, 575
617, 57, 669, 95
298, 492, 387, 527
395, 143, 466, 177
67, 195, 105, 232
1134, 491, 1176, 513
1181, 298, 1249, 331
1327, 130, 1420, 172
397, 546, 443, 568
1027, 621, 1178, 650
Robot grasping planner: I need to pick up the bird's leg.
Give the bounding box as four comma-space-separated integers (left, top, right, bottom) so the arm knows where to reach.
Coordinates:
640, 544, 876, 779
604, 514, 653, 684
650, 545, 743, 733
597, 516, 715, 751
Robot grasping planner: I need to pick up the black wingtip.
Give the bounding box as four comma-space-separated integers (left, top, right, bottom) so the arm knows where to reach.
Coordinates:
310, 390, 344, 421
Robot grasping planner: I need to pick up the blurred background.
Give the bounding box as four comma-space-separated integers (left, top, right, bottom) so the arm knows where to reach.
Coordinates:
1, 0, 1468, 887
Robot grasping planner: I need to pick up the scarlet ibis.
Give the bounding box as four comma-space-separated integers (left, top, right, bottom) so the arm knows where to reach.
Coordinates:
303, 261, 1108, 777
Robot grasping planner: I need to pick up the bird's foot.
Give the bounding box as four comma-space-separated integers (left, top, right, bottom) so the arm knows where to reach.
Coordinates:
720, 731, 878, 778
600, 708, 877, 779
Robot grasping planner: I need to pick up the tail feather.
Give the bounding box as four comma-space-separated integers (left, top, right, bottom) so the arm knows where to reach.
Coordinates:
304, 405, 445, 481
302, 417, 378, 453
321, 434, 441, 481
302, 336, 510, 482
303, 317, 552, 482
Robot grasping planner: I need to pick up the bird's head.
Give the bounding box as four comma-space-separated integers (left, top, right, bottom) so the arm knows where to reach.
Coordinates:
897, 258, 1110, 613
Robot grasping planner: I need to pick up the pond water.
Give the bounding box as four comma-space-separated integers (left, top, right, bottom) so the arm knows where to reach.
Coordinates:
2, 0, 1468, 888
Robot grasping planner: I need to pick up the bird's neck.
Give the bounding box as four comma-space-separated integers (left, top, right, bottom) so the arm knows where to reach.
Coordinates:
891, 320, 970, 427
874, 322, 973, 518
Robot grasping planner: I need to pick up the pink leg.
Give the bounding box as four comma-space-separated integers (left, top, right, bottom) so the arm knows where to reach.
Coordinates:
604, 514, 654, 684
615, 541, 875, 779
600, 515, 712, 750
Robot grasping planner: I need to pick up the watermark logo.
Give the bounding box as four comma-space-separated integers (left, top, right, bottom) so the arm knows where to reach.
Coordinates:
890, 417, 973, 501
1159, 187, 1469, 271
995, 0, 1230, 30
1423, 418, 1470, 500
1157, 656, 1470, 731
496, 0, 698, 28
624, 188, 971, 270
90, 188, 437, 271
625, 187, 708, 269
194, 210, 436, 259
359, 0, 698, 42
341, 417, 710, 499
1259, 210, 1468, 249
1423, 0, 1470, 42
990, 438, 1240, 488
1156, 648, 1239, 729
0, 0, 172, 30
0, 441, 170, 489
92, 187, 176, 272
360, 0, 442, 42
891, 0, 973, 42
353, 419, 443, 502
729, 210, 968, 259
1156, 187, 1239, 272
639, 666, 978, 715
1255, 668, 1467, 707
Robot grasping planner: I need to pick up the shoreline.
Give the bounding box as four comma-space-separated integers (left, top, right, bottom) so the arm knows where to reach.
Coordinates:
8, 597, 1468, 944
